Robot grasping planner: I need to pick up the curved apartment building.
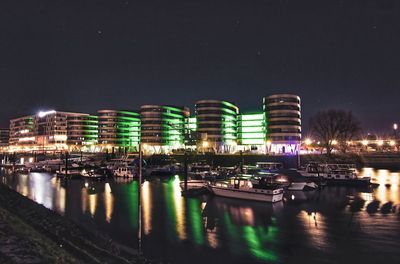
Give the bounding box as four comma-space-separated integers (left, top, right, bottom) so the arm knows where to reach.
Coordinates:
195, 100, 239, 153
140, 105, 189, 153
67, 114, 98, 151
264, 94, 301, 154
98, 110, 140, 152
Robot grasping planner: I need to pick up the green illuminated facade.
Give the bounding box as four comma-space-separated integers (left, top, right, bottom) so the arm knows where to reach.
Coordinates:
67, 114, 98, 149
140, 105, 190, 153
98, 110, 141, 151
8, 94, 301, 154
238, 112, 266, 146
195, 100, 239, 153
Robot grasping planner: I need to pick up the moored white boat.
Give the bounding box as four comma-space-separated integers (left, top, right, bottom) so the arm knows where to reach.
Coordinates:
298, 163, 370, 186
180, 179, 208, 190
81, 167, 107, 180
114, 166, 136, 178
287, 181, 318, 191
208, 177, 284, 203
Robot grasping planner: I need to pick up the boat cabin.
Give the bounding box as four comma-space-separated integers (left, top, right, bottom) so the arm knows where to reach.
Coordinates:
256, 162, 283, 171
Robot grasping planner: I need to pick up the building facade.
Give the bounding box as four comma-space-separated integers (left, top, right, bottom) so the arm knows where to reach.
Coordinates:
264, 94, 301, 154
140, 105, 190, 154
237, 112, 266, 153
97, 110, 141, 152
9, 110, 100, 152
9, 115, 35, 149
0, 128, 10, 149
195, 100, 239, 153
7, 94, 301, 154
67, 114, 98, 151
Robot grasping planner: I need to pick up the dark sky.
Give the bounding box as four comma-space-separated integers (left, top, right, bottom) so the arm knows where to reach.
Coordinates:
0, 0, 399, 133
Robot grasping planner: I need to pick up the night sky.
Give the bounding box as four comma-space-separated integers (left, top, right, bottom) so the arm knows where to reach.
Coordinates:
0, 0, 399, 133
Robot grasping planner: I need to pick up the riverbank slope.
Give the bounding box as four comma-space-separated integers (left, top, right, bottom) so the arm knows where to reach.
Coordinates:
0, 184, 140, 264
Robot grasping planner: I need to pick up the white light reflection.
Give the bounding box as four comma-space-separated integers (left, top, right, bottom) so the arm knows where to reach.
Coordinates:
173, 175, 186, 240
297, 210, 328, 249
142, 180, 152, 235
104, 183, 114, 223
29, 173, 53, 210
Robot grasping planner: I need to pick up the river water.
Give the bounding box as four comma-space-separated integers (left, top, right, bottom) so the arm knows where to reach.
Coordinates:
0, 168, 399, 264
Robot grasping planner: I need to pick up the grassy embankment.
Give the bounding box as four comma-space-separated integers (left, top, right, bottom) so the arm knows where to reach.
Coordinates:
0, 184, 143, 264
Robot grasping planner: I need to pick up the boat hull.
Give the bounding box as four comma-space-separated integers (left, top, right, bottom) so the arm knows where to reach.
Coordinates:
180, 180, 207, 190
209, 186, 283, 203
114, 174, 135, 178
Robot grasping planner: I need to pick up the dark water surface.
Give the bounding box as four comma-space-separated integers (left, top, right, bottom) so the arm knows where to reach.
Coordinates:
1, 168, 399, 264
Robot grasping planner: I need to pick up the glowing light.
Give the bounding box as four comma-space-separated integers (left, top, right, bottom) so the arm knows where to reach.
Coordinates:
377, 140, 384, 146
304, 138, 312, 145
394, 123, 398, 130
18, 137, 35, 142
266, 140, 272, 146
389, 140, 396, 146
331, 140, 338, 145
202, 141, 209, 148
54, 135, 68, 141
38, 110, 56, 118
362, 140, 369, 146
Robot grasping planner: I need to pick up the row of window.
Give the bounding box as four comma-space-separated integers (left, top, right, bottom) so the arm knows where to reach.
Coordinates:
269, 136, 301, 141
268, 120, 301, 126
265, 98, 300, 104
195, 103, 237, 111
268, 112, 301, 118
140, 108, 186, 116
265, 105, 300, 111
269, 128, 301, 133
196, 110, 237, 116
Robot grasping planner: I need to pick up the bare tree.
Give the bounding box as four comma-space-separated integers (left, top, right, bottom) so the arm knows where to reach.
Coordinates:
309, 110, 361, 155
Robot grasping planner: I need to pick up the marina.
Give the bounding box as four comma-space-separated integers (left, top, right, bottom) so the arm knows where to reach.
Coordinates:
0, 166, 399, 263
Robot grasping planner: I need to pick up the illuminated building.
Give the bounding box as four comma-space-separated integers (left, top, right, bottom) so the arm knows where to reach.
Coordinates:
9, 115, 35, 149
7, 95, 303, 154
184, 116, 198, 147
140, 105, 189, 154
237, 112, 266, 153
195, 100, 239, 153
264, 94, 301, 154
97, 110, 140, 152
34, 111, 99, 151
0, 128, 10, 148
67, 114, 98, 151
9, 110, 99, 152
